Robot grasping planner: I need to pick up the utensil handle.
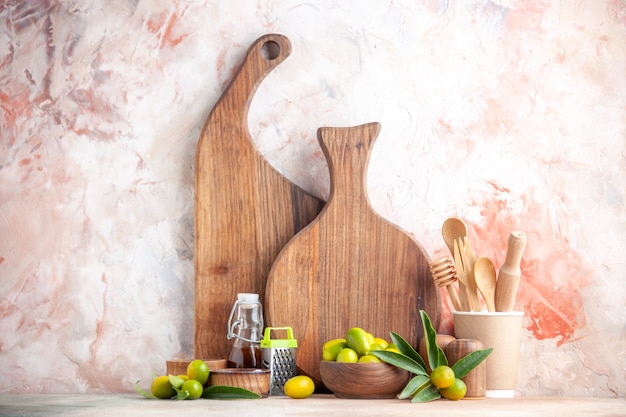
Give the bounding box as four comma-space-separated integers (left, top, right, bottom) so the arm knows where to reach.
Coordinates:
446, 283, 461, 311
483, 290, 496, 313
461, 237, 482, 312
495, 231, 527, 312
457, 281, 470, 312
453, 239, 470, 311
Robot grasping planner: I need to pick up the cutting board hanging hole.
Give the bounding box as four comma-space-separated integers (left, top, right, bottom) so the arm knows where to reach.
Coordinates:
262, 41, 281, 60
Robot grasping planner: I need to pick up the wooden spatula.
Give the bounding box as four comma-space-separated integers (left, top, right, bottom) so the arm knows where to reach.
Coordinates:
265, 122, 441, 387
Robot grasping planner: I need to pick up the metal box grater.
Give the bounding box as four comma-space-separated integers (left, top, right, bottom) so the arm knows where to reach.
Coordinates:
261, 327, 298, 396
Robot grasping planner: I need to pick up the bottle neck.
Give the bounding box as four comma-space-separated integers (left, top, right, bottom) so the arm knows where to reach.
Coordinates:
228, 302, 264, 344
231, 327, 262, 347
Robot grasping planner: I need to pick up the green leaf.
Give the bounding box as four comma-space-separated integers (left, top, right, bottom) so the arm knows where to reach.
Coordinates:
411, 381, 441, 403
135, 380, 156, 399
369, 350, 427, 376
420, 310, 447, 370
202, 385, 262, 400
451, 348, 493, 379
389, 331, 428, 371
398, 374, 430, 399
168, 374, 186, 390
173, 386, 190, 401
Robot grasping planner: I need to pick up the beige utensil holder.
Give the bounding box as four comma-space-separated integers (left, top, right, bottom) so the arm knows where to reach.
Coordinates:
453, 311, 524, 398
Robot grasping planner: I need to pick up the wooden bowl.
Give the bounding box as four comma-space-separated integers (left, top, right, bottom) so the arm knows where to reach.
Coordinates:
165, 359, 227, 376
209, 368, 271, 396
319, 361, 409, 399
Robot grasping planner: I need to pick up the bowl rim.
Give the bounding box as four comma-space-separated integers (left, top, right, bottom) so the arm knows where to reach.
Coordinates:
211, 368, 270, 374
452, 311, 524, 317
320, 361, 399, 367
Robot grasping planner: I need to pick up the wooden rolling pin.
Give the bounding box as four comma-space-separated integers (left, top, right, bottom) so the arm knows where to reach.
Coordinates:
494, 231, 527, 312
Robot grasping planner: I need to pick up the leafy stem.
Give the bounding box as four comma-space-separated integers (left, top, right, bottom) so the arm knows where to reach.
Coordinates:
135, 375, 260, 400
371, 310, 492, 403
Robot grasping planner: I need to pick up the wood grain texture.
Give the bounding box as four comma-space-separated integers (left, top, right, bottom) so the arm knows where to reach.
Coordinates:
319, 361, 409, 399
265, 122, 441, 387
444, 339, 486, 399
165, 359, 226, 377
209, 369, 271, 396
494, 231, 527, 312
194, 34, 324, 360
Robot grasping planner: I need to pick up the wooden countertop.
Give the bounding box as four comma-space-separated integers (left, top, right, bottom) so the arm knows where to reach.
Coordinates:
0, 394, 624, 417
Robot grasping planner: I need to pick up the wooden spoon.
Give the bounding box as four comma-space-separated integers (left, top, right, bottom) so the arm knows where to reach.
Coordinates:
459, 236, 481, 312
442, 217, 468, 255
452, 239, 471, 312
473, 257, 497, 312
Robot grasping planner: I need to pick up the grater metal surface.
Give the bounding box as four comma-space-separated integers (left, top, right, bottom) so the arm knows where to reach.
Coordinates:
261, 327, 298, 396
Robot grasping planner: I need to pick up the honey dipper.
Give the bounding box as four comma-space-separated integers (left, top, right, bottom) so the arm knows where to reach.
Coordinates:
429, 257, 462, 311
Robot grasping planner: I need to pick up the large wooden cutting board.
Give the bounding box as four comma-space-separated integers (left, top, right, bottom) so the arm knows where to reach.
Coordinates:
265, 122, 441, 387
194, 34, 324, 360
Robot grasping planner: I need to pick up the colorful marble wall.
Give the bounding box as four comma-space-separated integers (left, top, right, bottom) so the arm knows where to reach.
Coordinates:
1, 0, 624, 397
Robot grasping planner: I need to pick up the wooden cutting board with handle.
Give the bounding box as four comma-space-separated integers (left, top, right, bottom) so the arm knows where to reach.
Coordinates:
194, 34, 324, 360
265, 122, 441, 387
